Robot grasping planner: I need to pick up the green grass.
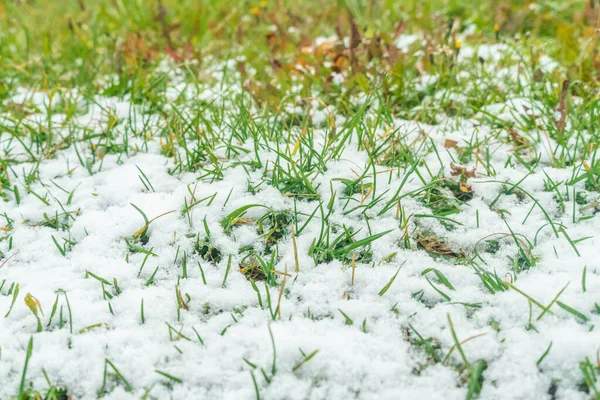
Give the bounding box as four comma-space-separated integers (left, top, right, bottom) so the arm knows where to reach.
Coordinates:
2, 0, 600, 398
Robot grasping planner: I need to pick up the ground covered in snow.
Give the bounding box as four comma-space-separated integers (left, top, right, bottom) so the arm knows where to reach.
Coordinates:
2, 2, 600, 399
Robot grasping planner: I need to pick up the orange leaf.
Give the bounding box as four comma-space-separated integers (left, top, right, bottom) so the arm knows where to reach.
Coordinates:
444, 139, 458, 148
460, 181, 473, 193
450, 162, 476, 178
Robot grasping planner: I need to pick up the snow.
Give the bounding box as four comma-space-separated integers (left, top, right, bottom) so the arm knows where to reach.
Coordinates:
1, 44, 599, 400
395, 34, 420, 53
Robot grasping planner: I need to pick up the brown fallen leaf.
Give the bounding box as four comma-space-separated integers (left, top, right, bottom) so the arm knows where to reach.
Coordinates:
444, 139, 458, 148
508, 129, 528, 145
333, 53, 350, 71
415, 233, 465, 258
450, 162, 476, 178
315, 40, 336, 57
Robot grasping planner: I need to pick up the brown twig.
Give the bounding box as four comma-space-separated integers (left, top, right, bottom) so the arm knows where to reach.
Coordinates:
554, 80, 569, 133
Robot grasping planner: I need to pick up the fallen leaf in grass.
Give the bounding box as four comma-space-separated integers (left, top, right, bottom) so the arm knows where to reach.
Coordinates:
445, 139, 458, 148
334, 53, 350, 70
315, 41, 336, 57
415, 233, 465, 258
508, 129, 528, 145
459, 181, 473, 193
450, 162, 476, 178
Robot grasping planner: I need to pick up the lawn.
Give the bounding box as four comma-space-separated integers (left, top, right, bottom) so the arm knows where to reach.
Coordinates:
1, 0, 600, 399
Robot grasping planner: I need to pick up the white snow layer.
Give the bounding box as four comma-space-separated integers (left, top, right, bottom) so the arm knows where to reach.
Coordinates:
0, 52, 599, 400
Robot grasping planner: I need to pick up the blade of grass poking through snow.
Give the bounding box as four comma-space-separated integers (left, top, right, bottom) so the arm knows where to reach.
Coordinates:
47, 294, 59, 328
56, 289, 73, 334
338, 309, 354, 325
222, 254, 232, 288
378, 261, 405, 296
292, 349, 319, 372
292, 224, 299, 273
536, 283, 569, 321
51, 235, 66, 256
409, 324, 442, 362
536, 342, 553, 366
130, 203, 149, 237
442, 332, 487, 365
197, 262, 207, 285
17, 337, 33, 399
503, 281, 546, 310
192, 327, 204, 345
98, 359, 133, 396
220, 204, 267, 232
447, 314, 471, 372
579, 357, 600, 397
130, 203, 149, 225
125, 239, 158, 257
133, 209, 176, 239
422, 268, 455, 290
4, 283, 19, 317
268, 324, 277, 376
155, 370, 182, 384
332, 230, 393, 259
556, 301, 589, 322
559, 227, 581, 257
425, 277, 451, 301
145, 267, 159, 286
466, 359, 486, 400
481, 180, 558, 237
136, 165, 155, 192
250, 371, 261, 400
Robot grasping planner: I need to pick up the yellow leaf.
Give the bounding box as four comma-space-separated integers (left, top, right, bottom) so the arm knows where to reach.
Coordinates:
24, 293, 43, 316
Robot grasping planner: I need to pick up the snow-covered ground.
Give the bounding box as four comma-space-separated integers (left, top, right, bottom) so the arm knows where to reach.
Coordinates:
1, 41, 599, 399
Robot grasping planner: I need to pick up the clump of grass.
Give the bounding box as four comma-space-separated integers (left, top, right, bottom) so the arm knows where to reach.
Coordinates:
239, 254, 267, 282
194, 235, 222, 264
420, 179, 473, 218
402, 324, 443, 375
239, 250, 278, 286
577, 357, 600, 398
378, 138, 418, 168
220, 204, 266, 233
309, 224, 392, 264
335, 177, 373, 197
257, 209, 293, 251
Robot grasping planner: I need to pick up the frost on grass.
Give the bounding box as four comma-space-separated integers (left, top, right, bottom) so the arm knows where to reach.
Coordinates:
1, 37, 600, 400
